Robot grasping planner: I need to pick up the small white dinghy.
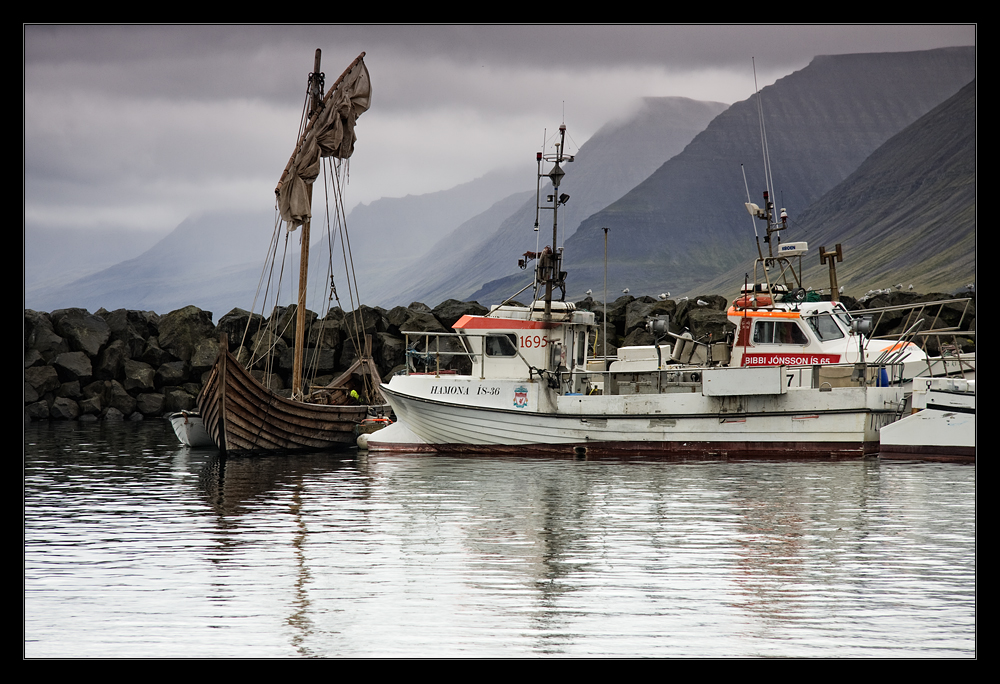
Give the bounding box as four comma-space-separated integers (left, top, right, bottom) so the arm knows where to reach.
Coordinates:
168, 411, 215, 448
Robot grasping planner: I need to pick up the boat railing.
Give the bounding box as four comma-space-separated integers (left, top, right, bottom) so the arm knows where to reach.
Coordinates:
857, 297, 975, 379
907, 330, 976, 379
401, 326, 908, 390
861, 297, 973, 347
786, 361, 906, 389
576, 359, 907, 395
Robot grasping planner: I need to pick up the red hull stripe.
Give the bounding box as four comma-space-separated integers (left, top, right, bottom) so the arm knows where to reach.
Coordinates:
368, 439, 880, 459
879, 445, 975, 462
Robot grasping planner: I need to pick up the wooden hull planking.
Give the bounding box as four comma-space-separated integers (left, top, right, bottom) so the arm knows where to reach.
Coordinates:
198, 347, 367, 454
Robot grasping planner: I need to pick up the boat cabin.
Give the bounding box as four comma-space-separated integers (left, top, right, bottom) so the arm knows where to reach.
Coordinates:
453, 301, 594, 388
727, 294, 924, 369
728, 296, 854, 367
400, 301, 596, 395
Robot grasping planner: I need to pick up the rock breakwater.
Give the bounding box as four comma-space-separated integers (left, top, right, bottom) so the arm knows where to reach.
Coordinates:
24, 290, 973, 422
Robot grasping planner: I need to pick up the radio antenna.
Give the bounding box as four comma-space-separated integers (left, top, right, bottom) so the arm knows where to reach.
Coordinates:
753, 57, 775, 203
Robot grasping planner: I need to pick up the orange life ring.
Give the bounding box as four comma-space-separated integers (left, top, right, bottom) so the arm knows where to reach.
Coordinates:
734, 294, 772, 309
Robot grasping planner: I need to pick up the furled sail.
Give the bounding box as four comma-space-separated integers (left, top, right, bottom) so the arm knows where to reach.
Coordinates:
277, 55, 371, 229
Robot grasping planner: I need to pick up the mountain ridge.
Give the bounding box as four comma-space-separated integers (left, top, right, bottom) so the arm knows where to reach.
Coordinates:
470, 46, 975, 304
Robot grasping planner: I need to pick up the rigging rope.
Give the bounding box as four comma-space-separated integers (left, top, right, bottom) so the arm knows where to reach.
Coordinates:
243, 211, 284, 352
328, 156, 376, 403
236, 71, 380, 404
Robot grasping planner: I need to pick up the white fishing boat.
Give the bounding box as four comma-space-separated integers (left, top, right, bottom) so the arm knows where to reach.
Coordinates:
879, 376, 975, 462
369, 123, 941, 458
373, 308, 908, 457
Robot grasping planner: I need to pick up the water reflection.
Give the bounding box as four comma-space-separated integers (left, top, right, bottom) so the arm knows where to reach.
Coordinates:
25, 421, 974, 657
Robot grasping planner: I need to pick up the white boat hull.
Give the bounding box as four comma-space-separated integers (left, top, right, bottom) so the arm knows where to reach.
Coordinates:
376, 374, 904, 459
880, 377, 975, 462
168, 411, 214, 448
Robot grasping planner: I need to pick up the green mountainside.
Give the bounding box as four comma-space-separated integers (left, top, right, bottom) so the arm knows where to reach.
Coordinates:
695, 79, 975, 300
472, 47, 974, 304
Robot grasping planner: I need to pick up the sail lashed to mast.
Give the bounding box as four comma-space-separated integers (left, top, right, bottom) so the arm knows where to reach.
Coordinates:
277, 55, 371, 229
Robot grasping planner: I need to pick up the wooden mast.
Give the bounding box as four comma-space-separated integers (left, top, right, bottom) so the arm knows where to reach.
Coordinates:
291, 49, 327, 400
276, 49, 367, 400
291, 51, 323, 399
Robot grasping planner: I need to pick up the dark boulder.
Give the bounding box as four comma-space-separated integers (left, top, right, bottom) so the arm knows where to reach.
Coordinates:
94, 339, 129, 381
25, 365, 60, 395
49, 397, 80, 420
107, 380, 136, 415
189, 338, 220, 375
157, 306, 216, 362
98, 309, 158, 358
156, 361, 187, 387
25, 310, 70, 362
53, 351, 93, 384
135, 393, 165, 416
139, 337, 174, 368
431, 299, 488, 330
50, 308, 111, 357
216, 308, 264, 350
123, 359, 156, 393
269, 305, 317, 347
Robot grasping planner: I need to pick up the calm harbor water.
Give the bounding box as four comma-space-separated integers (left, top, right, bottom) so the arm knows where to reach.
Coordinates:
25, 420, 975, 658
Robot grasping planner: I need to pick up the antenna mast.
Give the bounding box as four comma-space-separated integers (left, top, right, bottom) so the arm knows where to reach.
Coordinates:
536, 124, 573, 320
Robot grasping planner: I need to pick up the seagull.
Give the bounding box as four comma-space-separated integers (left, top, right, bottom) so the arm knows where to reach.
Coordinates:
585, 289, 593, 296
622, 288, 630, 294
658, 292, 670, 300
696, 299, 709, 307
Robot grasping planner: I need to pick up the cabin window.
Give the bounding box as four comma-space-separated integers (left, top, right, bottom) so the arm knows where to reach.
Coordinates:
577, 331, 586, 366
485, 333, 518, 357
805, 313, 846, 341
832, 304, 853, 330
753, 320, 808, 345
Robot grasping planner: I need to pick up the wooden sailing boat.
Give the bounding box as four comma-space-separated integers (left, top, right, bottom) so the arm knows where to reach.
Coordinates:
198, 50, 382, 454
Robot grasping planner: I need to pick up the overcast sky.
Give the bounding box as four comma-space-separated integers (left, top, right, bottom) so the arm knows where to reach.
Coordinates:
24, 25, 975, 240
